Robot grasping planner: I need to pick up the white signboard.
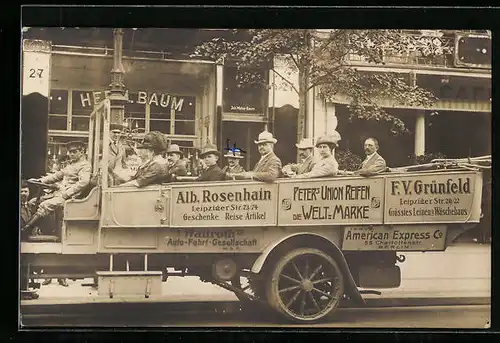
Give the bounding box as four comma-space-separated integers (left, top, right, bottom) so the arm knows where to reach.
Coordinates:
384, 171, 482, 224
22, 40, 51, 97
278, 178, 385, 226
170, 182, 278, 228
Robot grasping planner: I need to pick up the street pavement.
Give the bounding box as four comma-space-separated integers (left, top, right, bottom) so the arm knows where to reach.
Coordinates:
23, 242, 491, 306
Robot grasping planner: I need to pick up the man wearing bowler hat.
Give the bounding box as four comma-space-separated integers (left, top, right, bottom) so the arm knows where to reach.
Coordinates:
282, 138, 318, 177
118, 131, 167, 188
23, 141, 92, 233
164, 144, 188, 182
197, 143, 226, 182
222, 149, 246, 177
234, 130, 282, 182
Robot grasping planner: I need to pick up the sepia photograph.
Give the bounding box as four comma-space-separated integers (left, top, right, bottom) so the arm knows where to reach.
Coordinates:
19, 25, 491, 329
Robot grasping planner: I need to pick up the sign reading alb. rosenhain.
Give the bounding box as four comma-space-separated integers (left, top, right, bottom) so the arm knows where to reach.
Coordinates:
278, 178, 385, 226
384, 171, 483, 224
170, 182, 278, 227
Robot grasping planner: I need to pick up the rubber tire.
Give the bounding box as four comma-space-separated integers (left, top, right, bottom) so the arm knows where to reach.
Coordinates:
265, 247, 344, 323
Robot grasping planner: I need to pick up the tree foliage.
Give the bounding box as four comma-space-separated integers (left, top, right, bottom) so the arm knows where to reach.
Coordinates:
193, 29, 453, 137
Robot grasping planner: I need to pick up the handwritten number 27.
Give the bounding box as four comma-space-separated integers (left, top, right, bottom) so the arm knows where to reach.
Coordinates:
29, 68, 44, 78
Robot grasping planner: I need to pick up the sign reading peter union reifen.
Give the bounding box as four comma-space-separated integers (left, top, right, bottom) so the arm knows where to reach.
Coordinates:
384, 171, 481, 224
278, 178, 385, 226
170, 183, 278, 227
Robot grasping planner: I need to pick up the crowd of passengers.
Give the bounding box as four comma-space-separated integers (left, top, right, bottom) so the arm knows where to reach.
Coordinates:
21, 125, 386, 236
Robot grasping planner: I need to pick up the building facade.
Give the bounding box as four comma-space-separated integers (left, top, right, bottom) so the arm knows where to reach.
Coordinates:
21, 28, 491, 178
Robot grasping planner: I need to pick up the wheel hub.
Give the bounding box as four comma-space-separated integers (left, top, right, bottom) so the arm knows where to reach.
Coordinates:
301, 279, 313, 292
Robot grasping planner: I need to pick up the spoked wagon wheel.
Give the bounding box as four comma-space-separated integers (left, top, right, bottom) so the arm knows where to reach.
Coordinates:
265, 248, 344, 323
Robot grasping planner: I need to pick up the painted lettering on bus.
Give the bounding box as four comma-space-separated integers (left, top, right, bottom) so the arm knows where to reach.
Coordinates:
176, 188, 271, 204
300, 205, 370, 220
391, 178, 471, 196
293, 185, 370, 201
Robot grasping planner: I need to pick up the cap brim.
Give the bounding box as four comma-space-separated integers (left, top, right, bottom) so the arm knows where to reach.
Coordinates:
254, 139, 277, 144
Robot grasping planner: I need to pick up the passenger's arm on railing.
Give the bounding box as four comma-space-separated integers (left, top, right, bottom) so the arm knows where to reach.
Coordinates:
61, 164, 92, 199
253, 159, 282, 182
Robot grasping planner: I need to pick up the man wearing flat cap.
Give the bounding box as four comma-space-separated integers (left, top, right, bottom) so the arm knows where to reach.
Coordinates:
234, 130, 282, 182
282, 138, 318, 177
222, 150, 246, 179
197, 144, 226, 182
23, 141, 92, 232
292, 131, 340, 179
163, 144, 188, 182
118, 131, 167, 188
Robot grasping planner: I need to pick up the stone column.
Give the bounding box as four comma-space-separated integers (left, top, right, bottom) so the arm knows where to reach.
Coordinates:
108, 28, 127, 125
414, 110, 426, 156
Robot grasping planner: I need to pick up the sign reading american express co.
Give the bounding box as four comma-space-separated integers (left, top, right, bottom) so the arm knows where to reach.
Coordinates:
278, 178, 385, 226
342, 225, 447, 251
170, 183, 278, 227
384, 171, 482, 224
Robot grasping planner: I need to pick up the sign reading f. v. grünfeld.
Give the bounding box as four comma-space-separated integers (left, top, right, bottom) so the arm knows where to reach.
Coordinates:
384, 171, 482, 224
170, 182, 278, 227
278, 178, 385, 226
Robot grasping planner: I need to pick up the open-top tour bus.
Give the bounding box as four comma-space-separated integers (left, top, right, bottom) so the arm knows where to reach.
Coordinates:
20, 99, 488, 323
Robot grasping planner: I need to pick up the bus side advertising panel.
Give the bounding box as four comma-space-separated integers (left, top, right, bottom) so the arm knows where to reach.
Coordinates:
384, 171, 482, 224
278, 178, 385, 226
170, 182, 278, 228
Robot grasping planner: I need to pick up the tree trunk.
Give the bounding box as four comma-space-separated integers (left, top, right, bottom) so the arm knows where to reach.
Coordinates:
297, 67, 307, 146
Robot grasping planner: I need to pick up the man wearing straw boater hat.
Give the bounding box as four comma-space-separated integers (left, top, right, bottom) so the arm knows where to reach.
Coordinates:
222, 149, 246, 175
23, 141, 91, 233
292, 131, 341, 179
234, 129, 282, 182
118, 131, 167, 187
163, 143, 188, 182
197, 143, 226, 181
282, 138, 318, 177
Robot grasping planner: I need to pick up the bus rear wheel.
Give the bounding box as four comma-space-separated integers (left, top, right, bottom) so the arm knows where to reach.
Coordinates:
265, 247, 344, 323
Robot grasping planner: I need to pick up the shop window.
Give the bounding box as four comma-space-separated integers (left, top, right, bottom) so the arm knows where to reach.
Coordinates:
222, 66, 267, 115
72, 90, 94, 131
149, 93, 171, 134
49, 89, 68, 130
174, 96, 196, 135
125, 92, 146, 132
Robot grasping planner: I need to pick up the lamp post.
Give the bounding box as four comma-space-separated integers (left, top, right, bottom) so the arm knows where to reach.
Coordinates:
109, 28, 128, 125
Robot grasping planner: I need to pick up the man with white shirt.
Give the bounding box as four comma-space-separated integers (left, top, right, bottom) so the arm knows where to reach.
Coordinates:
355, 137, 387, 177
234, 130, 282, 182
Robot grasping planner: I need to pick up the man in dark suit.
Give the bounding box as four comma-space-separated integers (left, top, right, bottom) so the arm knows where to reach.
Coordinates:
164, 144, 188, 182
197, 144, 226, 182
235, 130, 282, 182
355, 137, 387, 177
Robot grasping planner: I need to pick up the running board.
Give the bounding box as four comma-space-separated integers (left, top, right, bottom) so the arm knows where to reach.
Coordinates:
21, 242, 62, 254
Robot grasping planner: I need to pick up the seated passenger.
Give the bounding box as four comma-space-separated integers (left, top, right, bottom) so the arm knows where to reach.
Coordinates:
23, 141, 92, 233
355, 137, 387, 177
223, 150, 246, 180
164, 144, 188, 182
197, 144, 226, 182
118, 131, 167, 188
292, 132, 340, 179
282, 138, 318, 177
234, 130, 282, 182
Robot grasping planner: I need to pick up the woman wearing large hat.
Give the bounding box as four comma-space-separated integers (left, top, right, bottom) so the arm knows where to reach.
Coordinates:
118, 131, 167, 187
292, 131, 341, 179
196, 143, 226, 182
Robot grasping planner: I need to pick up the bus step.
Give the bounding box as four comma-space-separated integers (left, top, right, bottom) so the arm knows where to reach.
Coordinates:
96, 271, 163, 299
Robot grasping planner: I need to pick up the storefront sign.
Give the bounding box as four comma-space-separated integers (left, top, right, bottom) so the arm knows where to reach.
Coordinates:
342, 225, 447, 251
278, 178, 385, 226
79, 90, 185, 111
384, 172, 481, 224
163, 227, 264, 252
170, 183, 278, 227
